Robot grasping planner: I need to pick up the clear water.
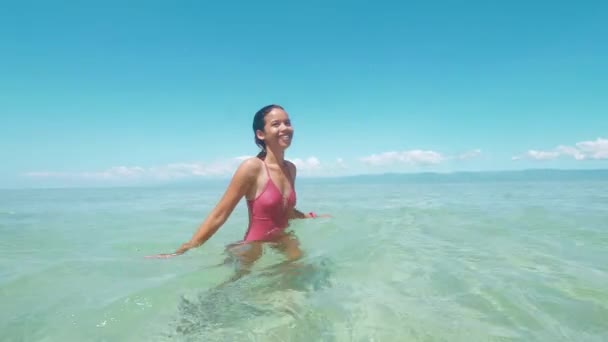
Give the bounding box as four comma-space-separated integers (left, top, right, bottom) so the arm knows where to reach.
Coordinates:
1, 172, 607, 341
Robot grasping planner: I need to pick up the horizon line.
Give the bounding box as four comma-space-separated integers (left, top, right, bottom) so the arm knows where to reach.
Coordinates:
3, 167, 608, 190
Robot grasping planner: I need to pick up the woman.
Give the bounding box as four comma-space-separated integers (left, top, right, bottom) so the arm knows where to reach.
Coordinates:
147, 104, 326, 271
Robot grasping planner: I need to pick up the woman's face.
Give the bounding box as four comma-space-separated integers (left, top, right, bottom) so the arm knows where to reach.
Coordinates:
258, 108, 294, 150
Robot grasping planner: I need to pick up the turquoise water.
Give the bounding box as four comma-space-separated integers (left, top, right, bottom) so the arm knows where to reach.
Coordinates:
1, 172, 608, 341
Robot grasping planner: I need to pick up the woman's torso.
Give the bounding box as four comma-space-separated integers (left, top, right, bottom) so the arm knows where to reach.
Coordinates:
243, 159, 296, 241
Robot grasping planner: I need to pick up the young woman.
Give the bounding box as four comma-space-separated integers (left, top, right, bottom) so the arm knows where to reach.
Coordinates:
147, 104, 327, 270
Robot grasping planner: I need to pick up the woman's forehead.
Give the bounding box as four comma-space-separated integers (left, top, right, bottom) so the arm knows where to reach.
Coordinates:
265, 108, 289, 121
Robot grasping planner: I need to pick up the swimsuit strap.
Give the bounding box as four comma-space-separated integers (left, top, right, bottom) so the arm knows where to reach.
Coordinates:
263, 160, 292, 188
262, 160, 271, 178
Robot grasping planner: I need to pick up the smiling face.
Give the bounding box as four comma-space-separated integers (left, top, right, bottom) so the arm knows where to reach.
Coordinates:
256, 107, 294, 151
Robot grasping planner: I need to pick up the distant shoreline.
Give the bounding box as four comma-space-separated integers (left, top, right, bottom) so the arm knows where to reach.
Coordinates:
3, 168, 608, 191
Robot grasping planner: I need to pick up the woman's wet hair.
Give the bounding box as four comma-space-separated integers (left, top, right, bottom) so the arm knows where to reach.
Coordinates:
252, 104, 284, 158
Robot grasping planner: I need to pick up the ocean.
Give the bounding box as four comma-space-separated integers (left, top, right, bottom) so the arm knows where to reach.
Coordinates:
1, 170, 607, 341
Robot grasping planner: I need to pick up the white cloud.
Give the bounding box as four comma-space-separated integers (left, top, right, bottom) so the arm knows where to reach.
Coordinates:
23, 155, 339, 182
556, 146, 585, 160
514, 138, 608, 161
575, 138, 608, 159
291, 156, 352, 176
457, 149, 482, 160
24, 157, 247, 182
523, 150, 561, 161
149, 160, 243, 179
24, 166, 147, 180
360, 150, 445, 166
292, 156, 321, 171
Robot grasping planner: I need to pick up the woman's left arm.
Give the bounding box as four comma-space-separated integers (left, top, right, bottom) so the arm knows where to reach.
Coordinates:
289, 208, 315, 219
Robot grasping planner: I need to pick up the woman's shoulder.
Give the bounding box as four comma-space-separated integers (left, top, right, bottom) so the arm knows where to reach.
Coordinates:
235, 157, 264, 176
228, 157, 264, 188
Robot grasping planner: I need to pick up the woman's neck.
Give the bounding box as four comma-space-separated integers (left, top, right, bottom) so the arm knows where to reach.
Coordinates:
263, 148, 285, 165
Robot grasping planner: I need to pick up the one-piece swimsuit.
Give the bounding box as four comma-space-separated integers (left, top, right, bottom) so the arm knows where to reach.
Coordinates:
242, 161, 296, 242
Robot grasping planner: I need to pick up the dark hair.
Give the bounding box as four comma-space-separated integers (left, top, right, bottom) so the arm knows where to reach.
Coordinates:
253, 104, 284, 159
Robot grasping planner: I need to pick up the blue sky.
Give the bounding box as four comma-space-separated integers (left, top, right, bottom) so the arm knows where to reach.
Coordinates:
2, 0, 607, 188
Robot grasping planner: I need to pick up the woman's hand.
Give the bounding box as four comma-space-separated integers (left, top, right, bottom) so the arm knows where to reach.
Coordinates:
308, 212, 332, 218
144, 253, 180, 259
144, 243, 191, 259
315, 213, 332, 218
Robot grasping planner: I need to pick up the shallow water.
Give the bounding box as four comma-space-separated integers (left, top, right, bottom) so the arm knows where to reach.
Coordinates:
1, 173, 608, 341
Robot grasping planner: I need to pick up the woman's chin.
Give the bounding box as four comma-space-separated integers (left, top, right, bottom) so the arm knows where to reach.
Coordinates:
278, 141, 292, 149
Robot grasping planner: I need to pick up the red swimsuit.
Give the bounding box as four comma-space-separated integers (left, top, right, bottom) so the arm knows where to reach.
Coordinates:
243, 161, 296, 242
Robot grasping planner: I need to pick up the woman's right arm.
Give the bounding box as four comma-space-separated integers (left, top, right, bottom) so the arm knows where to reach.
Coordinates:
146, 159, 259, 258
